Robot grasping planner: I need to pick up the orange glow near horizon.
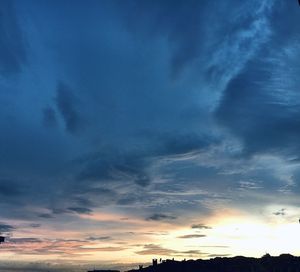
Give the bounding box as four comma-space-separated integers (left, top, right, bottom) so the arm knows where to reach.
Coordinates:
1, 207, 300, 265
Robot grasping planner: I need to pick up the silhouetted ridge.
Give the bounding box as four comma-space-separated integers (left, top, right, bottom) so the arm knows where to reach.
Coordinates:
127, 254, 300, 272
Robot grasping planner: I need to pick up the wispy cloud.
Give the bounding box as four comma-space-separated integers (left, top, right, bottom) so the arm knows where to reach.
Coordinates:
191, 224, 212, 230
146, 214, 177, 221
177, 234, 206, 239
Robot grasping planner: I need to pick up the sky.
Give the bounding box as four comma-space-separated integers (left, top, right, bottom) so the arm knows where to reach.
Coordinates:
0, 0, 300, 271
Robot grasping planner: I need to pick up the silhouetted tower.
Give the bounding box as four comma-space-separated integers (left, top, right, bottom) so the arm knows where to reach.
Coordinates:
152, 259, 158, 266
0, 236, 5, 244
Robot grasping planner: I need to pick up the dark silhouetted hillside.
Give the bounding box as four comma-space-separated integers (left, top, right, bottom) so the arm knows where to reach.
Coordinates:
127, 254, 300, 272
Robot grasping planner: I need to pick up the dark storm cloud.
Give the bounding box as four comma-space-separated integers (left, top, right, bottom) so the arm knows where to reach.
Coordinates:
0, 0, 299, 253
118, 0, 272, 82
215, 1, 300, 158
37, 213, 54, 219
70, 187, 117, 209
51, 208, 70, 215
158, 133, 217, 157
117, 195, 139, 206
117, 0, 266, 81
76, 133, 215, 190
0, 0, 27, 76
67, 207, 92, 215
10, 0, 252, 218
146, 213, 177, 221
0, 179, 21, 197
266, 1, 300, 48
55, 82, 82, 134
76, 151, 152, 187
0, 223, 15, 232
216, 54, 300, 157
72, 196, 95, 209
116, 0, 208, 78
42, 106, 57, 128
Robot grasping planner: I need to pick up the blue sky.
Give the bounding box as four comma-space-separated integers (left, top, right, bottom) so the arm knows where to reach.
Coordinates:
0, 0, 300, 271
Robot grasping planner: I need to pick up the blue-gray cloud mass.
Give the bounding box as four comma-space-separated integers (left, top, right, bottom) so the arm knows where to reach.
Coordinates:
0, 0, 300, 267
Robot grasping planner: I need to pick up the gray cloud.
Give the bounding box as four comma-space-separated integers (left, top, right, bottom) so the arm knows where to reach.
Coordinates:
177, 234, 206, 239
67, 207, 93, 215
55, 82, 82, 134
0, 223, 15, 233
87, 236, 112, 241
0, 179, 21, 197
29, 223, 41, 228
215, 56, 300, 157
42, 106, 57, 128
135, 244, 207, 257
146, 213, 177, 221
191, 224, 212, 230
135, 244, 177, 256
37, 213, 54, 219
207, 253, 231, 258
273, 208, 286, 216
8, 238, 42, 244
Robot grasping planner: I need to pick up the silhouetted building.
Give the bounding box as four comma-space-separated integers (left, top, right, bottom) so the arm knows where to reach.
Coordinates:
152, 259, 158, 266
0, 236, 5, 244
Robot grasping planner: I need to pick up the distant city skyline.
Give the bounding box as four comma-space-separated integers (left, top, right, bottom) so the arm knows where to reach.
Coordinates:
0, 0, 300, 271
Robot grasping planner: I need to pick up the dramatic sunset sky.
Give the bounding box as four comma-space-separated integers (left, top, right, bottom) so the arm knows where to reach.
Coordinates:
0, 0, 300, 271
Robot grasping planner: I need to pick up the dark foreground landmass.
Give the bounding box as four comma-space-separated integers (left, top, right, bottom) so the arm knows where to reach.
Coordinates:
126, 254, 300, 272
